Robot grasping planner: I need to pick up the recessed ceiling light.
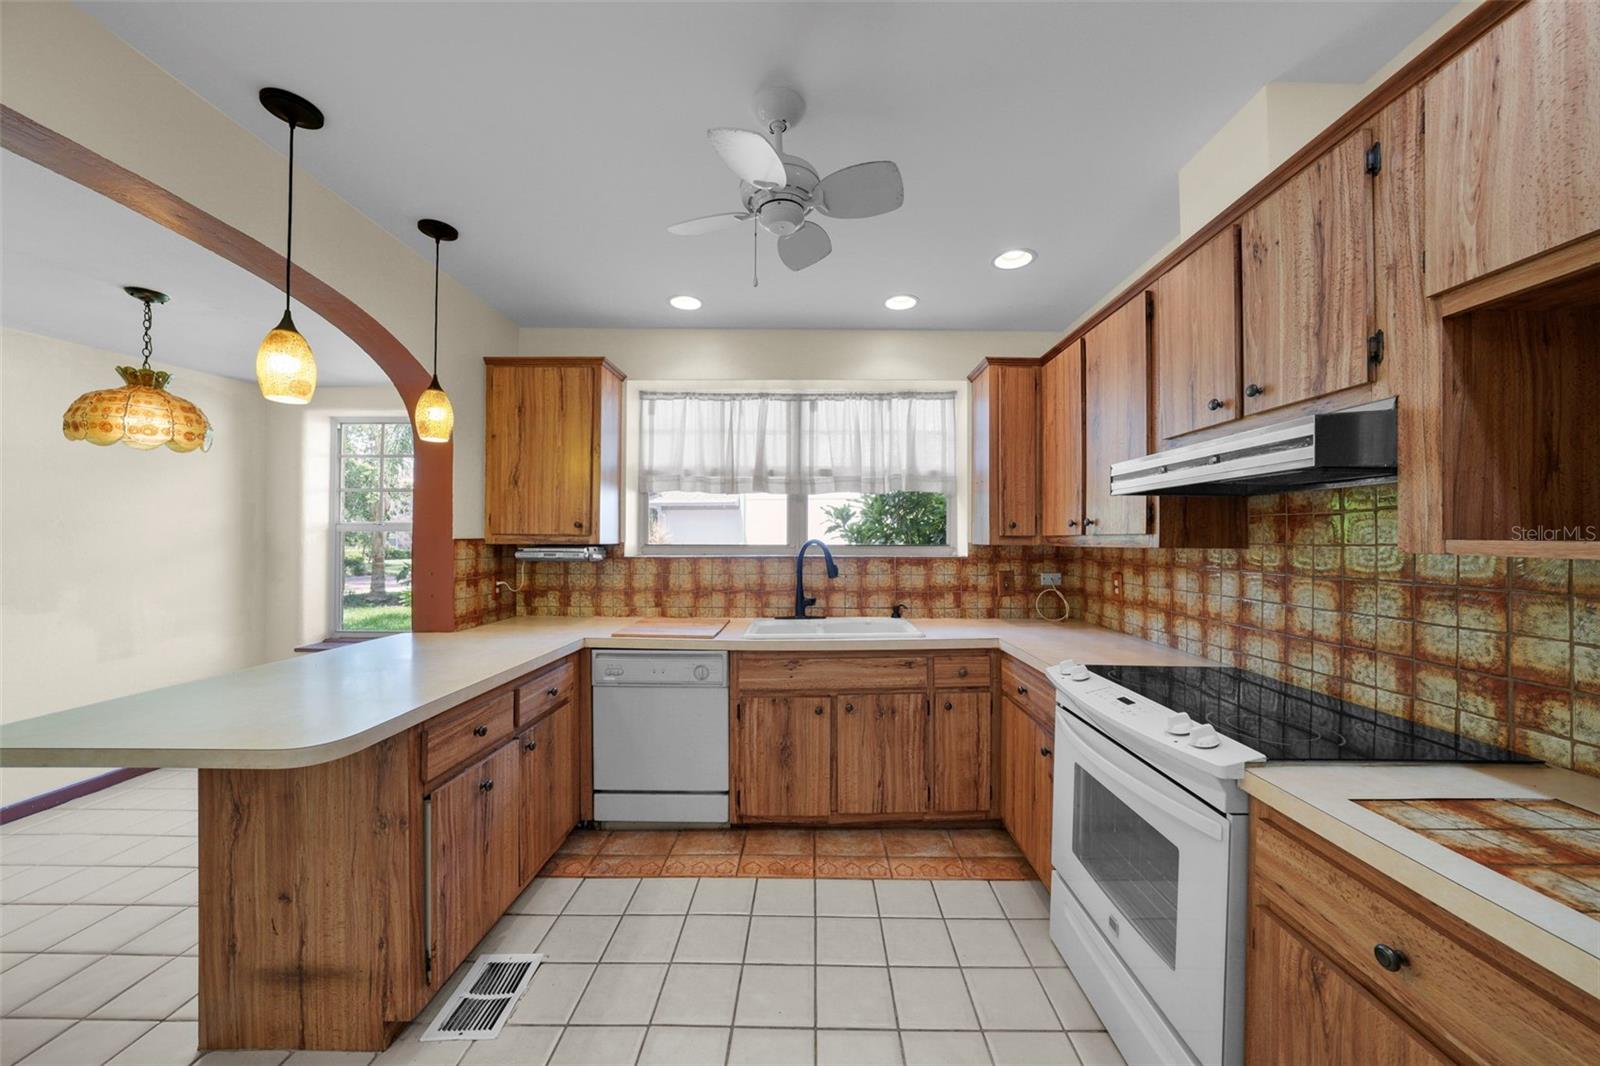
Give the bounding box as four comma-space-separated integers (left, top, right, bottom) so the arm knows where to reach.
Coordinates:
993, 248, 1035, 270
884, 294, 919, 311
668, 295, 702, 311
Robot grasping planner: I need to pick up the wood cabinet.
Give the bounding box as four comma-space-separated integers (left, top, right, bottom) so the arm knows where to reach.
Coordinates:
1082, 295, 1153, 537
1240, 128, 1377, 416
1040, 340, 1085, 538
484, 357, 623, 545
998, 693, 1052, 885
518, 698, 578, 883
930, 690, 991, 814
834, 692, 928, 816
429, 739, 520, 985
1247, 803, 1600, 1066
734, 694, 832, 819
1423, 0, 1600, 296
970, 359, 1040, 543
1152, 226, 1241, 440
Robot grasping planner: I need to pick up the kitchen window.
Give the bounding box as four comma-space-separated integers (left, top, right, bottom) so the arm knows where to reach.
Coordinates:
330, 418, 413, 634
637, 389, 958, 556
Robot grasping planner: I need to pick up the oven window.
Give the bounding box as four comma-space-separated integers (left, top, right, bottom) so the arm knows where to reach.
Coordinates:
1072, 766, 1180, 968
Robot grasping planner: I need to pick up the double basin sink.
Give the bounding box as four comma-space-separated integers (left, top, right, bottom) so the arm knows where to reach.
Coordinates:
743, 617, 924, 639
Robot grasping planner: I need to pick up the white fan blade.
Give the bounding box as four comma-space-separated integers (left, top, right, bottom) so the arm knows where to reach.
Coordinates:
816, 161, 904, 219
777, 221, 831, 271
667, 212, 752, 236
708, 127, 787, 188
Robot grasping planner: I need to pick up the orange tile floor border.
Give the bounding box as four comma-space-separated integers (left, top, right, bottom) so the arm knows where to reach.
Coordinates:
544, 826, 1036, 880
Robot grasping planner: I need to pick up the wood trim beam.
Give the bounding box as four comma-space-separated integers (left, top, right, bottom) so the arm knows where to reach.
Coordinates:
1, 105, 455, 632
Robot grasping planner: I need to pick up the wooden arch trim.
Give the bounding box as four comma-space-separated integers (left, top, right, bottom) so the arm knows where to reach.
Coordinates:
1, 104, 454, 632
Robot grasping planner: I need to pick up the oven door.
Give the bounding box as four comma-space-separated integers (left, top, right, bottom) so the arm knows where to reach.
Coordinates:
1052, 708, 1234, 1065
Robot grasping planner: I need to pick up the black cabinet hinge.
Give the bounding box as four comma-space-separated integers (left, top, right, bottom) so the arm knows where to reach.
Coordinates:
1367, 330, 1385, 365
1365, 142, 1383, 176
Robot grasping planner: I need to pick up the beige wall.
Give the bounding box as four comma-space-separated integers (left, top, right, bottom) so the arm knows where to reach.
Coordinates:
0, 330, 272, 803
0, 2, 520, 541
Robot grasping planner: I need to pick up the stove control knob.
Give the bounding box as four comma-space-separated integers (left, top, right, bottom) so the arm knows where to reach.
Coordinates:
1070, 665, 1091, 682
1189, 724, 1220, 749
1164, 713, 1194, 736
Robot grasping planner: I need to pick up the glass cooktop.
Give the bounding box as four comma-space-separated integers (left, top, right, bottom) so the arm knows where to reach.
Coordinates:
1083, 665, 1536, 764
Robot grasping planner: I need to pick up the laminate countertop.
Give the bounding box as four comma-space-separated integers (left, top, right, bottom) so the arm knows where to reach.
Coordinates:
0, 616, 1206, 771
1244, 763, 1600, 996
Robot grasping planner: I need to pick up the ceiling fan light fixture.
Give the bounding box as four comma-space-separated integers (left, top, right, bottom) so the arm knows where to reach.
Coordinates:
884, 294, 919, 311
993, 248, 1036, 270
669, 295, 703, 311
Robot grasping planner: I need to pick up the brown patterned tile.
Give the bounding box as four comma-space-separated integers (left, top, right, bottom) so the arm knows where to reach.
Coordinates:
661, 855, 741, 877
671, 829, 746, 855
1415, 828, 1585, 865
961, 857, 1037, 880
600, 830, 678, 855
587, 854, 669, 877
1511, 636, 1571, 687
886, 855, 968, 879
813, 829, 887, 857
880, 828, 957, 856
539, 854, 593, 877
1537, 828, 1600, 863
948, 828, 1023, 858
1491, 865, 1600, 911
814, 856, 893, 879
742, 828, 815, 855
737, 855, 815, 878
558, 829, 610, 855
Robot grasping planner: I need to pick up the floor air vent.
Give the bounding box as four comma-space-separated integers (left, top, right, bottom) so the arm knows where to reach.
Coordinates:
420, 954, 543, 1042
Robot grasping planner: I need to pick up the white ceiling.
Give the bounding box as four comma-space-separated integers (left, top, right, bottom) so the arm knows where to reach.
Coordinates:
1, 152, 388, 386
79, 0, 1451, 332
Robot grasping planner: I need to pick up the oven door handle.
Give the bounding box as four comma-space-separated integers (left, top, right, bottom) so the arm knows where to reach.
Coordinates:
1067, 724, 1224, 841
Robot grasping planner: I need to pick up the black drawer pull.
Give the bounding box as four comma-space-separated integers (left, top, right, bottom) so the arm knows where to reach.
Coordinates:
472, 724, 489, 737
1017, 684, 1028, 695
1373, 943, 1408, 972
546, 687, 559, 697
957, 666, 969, 677
480, 779, 494, 792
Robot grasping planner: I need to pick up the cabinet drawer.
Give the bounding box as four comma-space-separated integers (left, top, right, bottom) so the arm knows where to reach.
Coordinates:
423, 691, 516, 782
737, 654, 927, 692
517, 658, 577, 726
1252, 810, 1600, 1066
933, 653, 992, 688
1000, 657, 1054, 727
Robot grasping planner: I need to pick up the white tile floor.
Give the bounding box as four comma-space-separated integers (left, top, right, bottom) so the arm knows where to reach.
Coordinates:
0, 772, 1126, 1066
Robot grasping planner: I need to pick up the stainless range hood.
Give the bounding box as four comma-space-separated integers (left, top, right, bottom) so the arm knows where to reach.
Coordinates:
1110, 398, 1396, 496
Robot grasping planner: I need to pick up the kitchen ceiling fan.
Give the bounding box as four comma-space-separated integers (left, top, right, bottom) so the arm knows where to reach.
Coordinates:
667, 87, 904, 276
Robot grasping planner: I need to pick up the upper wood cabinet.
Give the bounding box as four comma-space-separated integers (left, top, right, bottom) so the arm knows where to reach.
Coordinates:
734, 694, 831, 820
1240, 128, 1377, 416
1082, 295, 1153, 537
1153, 226, 1241, 439
970, 360, 1040, 543
1423, 0, 1600, 295
1040, 342, 1085, 538
484, 357, 623, 545
834, 692, 928, 816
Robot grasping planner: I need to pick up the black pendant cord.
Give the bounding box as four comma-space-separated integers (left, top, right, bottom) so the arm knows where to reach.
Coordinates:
432, 237, 441, 382
283, 124, 295, 315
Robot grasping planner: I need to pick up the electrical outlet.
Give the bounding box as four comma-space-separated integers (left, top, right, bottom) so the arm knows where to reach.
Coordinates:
1111, 570, 1124, 597
1039, 572, 1063, 587
997, 568, 1018, 595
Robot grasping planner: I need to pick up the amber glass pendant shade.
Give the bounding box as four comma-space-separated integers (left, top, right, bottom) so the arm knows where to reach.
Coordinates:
63, 288, 214, 452
415, 375, 455, 443
256, 309, 317, 405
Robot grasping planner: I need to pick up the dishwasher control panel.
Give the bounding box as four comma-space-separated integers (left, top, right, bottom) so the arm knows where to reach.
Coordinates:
590, 650, 728, 687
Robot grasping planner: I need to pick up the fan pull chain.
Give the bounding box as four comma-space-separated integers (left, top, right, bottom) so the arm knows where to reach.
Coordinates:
752, 218, 760, 288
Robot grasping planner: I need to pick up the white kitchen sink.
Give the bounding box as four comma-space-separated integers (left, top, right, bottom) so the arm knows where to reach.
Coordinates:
743, 617, 924, 639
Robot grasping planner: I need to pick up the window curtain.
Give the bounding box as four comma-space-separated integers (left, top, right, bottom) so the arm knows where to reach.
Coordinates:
639, 390, 957, 496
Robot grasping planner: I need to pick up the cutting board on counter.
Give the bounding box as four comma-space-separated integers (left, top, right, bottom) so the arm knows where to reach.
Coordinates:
609, 618, 729, 639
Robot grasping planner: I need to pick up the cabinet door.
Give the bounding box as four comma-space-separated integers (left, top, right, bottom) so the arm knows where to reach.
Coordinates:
430, 741, 519, 982
1029, 718, 1054, 883
931, 690, 991, 814
1083, 295, 1152, 537
485, 364, 595, 540
1153, 227, 1241, 439
998, 697, 1034, 855
518, 701, 578, 883
834, 693, 928, 816
994, 365, 1040, 538
1246, 907, 1449, 1066
1241, 129, 1375, 416
1423, 1, 1600, 294
480, 741, 522, 918
1040, 343, 1085, 537
737, 695, 830, 819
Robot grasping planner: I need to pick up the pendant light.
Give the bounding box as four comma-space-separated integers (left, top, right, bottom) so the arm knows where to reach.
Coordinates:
62, 287, 213, 453
255, 87, 324, 405
414, 218, 458, 443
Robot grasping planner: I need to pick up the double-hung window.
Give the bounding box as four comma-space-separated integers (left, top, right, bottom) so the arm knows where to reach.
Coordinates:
331, 418, 414, 633
637, 389, 958, 555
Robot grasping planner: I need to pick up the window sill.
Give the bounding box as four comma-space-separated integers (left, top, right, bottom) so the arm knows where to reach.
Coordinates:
296, 634, 394, 653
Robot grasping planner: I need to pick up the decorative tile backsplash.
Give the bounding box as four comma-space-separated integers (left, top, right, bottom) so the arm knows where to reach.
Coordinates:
1075, 486, 1599, 777
453, 484, 1599, 778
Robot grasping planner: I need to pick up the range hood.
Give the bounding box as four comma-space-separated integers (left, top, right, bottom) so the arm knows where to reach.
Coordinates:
1110, 398, 1396, 496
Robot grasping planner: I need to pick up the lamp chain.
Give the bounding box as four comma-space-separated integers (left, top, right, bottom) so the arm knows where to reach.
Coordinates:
140, 299, 154, 369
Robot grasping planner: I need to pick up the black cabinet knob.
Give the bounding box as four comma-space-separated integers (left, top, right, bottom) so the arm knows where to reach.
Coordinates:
472, 724, 489, 737
573, 521, 584, 530
814, 705, 824, 716
1017, 685, 1028, 695
1373, 943, 1408, 972
479, 779, 494, 792
1207, 398, 1224, 411
944, 701, 953, 710
1040, 747, 1052, 757
1245, 383, 1264, 397
1068, 519, 1078, 528
547, 687, 559, 697
1082, 518, 1097, 528
525, 739, 538, 752
845, 703, 855, 713
957, 667, 969, 677
1008, 520, 1018, 529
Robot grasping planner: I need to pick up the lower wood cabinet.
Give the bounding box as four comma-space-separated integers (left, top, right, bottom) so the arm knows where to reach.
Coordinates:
519, 698, 578, 883
1247, 804, 1600, 1066
735, 694, 832, 819
429, 739, 520, 984
931, 690, 991, 814
999, 693, 1053, 885
835, 692, 929, 816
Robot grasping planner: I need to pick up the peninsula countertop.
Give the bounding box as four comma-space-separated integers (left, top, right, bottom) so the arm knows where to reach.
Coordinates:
0, 616, 1208, 771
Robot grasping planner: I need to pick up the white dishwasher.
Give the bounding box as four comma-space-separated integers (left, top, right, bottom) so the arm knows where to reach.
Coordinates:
590, 650, 729, 824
